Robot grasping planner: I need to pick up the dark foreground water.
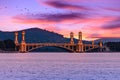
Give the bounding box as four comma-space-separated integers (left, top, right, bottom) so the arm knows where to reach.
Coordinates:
0, 53, 120, 80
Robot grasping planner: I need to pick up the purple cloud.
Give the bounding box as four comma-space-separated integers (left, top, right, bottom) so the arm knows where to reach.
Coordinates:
44, 1, 91, 10
13, 12, 87, 23
102, 18, 120, 29
40, 13, 86, 21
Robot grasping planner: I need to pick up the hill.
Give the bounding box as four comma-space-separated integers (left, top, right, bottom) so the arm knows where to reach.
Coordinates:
95, 38, 120, 43
0, 28, 81, 43
0, 28, 119, 44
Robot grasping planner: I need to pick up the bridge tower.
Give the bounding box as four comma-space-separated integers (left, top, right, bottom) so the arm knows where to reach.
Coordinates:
92, 40, 95, 48
77, 31, 83, 53
14, 32, 19, 46
99, 40, 103, 52
20, 31, 27, 53
70, 32, 74, 44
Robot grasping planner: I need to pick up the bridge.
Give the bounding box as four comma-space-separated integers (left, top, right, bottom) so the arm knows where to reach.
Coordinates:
14, 31, 106, 53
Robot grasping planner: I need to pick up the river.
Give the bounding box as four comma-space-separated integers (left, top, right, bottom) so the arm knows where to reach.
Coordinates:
0, 53, 119, 80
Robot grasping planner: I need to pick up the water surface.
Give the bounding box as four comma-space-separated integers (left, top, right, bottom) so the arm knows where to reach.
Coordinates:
0, 53, 120, 80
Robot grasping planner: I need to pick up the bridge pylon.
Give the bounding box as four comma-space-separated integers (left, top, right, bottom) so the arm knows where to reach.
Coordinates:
99, 40, 103, 52
19, 31, 27, 53
14, 31, 19, 46
92, 40, 95, 48
77, 31, 84, 53
70, 32, 74, 44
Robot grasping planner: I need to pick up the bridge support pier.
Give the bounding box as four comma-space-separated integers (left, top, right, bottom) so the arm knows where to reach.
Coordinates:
20, 42, 27, 53
76, 32, 84, 53
76, 44, 83, 53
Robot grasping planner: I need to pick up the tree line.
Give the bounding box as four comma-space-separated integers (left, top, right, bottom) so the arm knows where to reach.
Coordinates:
104, 42, 120, 52
0, 39, 15, 51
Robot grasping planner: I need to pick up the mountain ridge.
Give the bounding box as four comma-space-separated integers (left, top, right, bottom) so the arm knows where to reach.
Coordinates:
0, 28, 77, 43
0, 28, 119, 43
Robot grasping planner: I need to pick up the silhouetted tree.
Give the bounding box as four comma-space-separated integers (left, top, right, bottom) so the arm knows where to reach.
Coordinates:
0, 40, 5, 50
3, 39, 15, 51
105, 42, 120, 52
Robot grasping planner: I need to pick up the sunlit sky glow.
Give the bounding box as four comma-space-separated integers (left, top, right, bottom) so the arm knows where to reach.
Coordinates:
0, 0, 120, 40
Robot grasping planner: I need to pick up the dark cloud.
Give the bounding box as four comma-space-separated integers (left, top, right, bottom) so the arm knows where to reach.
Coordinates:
40, 13, 86, 21
102, 18, 120, 29
44, 1, 90, 10
13, 12, 87, 23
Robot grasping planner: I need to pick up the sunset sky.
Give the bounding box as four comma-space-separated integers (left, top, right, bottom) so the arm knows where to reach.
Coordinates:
0, 0, 120, 40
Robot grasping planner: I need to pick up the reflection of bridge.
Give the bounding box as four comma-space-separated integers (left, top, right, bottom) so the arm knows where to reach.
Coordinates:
14, 31, 104, 53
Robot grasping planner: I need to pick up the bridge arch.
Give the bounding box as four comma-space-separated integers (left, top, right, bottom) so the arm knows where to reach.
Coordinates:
27, 45, 74, 52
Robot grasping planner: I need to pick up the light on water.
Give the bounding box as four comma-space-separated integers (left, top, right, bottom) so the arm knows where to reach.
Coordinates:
0, 53, 120, 80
